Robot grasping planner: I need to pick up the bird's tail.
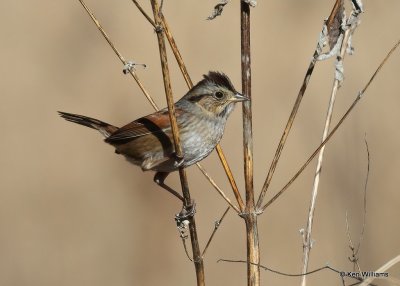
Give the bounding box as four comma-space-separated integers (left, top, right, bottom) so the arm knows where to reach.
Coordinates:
58, 111, 118, 138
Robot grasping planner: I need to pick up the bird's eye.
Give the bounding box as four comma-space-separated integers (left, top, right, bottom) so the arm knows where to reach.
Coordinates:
214, 91, 224, 99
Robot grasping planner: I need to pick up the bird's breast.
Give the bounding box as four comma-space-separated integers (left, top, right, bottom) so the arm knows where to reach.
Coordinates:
179, 115, 225, 166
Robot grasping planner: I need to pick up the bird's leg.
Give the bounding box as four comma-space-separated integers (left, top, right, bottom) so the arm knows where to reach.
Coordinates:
154, 172, 196, 224
154, 172, 184, 202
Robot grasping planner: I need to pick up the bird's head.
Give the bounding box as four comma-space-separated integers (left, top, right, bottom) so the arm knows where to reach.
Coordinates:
181, 71, 249, 118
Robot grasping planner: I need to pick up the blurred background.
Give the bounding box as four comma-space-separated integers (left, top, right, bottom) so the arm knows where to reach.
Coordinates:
1, 0, 399, 285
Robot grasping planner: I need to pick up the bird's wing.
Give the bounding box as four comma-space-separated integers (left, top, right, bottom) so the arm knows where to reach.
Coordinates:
105, 108, 181, 144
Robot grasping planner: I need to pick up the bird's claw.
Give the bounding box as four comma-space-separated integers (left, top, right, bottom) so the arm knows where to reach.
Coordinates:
172, 152, 185, 168
175, 201, 196, 227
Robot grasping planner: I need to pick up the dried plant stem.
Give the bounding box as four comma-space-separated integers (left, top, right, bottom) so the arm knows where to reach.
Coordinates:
300, 28, 351, 286
358, 255, 400, 286
345, 212, 362, 274
160, 14, 245, 212
215, 145, 244, 210
256, 0, 346, 209
219, 259, 343, 277
131, 0, 156, 28
262, 39, 400, 212
78, 0, 158, 110
201, 206, 230, 258
256, 38, 322, 210
240, 2, 260, 286
150, 1, 183, 179
150, 1, 205, 285
197, 164, 240, 212
345, 137, 370, 274
161, 14, 193, 88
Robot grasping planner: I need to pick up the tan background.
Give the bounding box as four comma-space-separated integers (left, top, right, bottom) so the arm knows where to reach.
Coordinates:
1, 0, 400, 285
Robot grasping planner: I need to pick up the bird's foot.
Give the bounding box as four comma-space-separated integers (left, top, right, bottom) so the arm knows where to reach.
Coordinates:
175, 200, 196, 227
172, 152, 185, 168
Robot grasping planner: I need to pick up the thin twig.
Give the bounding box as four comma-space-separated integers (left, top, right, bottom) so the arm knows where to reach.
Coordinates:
345, 212, 362, 274
150, 1, 205, 285
261, 39, 400, 212
240, 2, 260, 286
218, 259, 342, 276
215, 145, 245, 211
78, 0, 159, 110
256, 14, 328, 210
301, 4, 357, 282
358, 255, 400, 286
131, 0, 156, 27
256, 55, 318, 209
181, 237, 194, 262
357, 136, 369, 254
345, 136, 370, 274
160, 14, 245, 212
201, 207, 230, 258
257, 55, 318, 208
219, 259, 346, 286
218, 259, 384, 286
160, 14, 193, 88
196, 164, 240, 212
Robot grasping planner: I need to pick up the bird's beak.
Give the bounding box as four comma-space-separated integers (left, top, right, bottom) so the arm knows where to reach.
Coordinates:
231, 92, 250, 102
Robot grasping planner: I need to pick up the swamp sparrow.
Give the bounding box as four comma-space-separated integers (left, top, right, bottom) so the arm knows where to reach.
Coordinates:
59, 71, 248, 201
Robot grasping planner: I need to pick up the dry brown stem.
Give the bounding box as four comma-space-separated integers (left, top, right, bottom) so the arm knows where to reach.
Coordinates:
262, 39, 400, 212
160, 14, 193, 88
215, 145, 244, 211
345, 138, 370, 276
240, 2, 260, 285
131, 0, 156, 28
201, 206, 230, 258
256, 0, 350, 210
150, 1, 205, 285
196, 164, 239, 212
256, 19, 325, 210
78, 0, 158, 110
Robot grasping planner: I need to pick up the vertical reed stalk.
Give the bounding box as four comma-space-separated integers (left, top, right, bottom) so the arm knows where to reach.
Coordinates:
240, 2, 260, 285
150, 1, 205, 285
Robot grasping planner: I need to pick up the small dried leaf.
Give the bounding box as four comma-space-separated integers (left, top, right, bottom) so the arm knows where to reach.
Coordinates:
122, 61, 146, 74
326, 0, 345, 50
207, 0, 229, 20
